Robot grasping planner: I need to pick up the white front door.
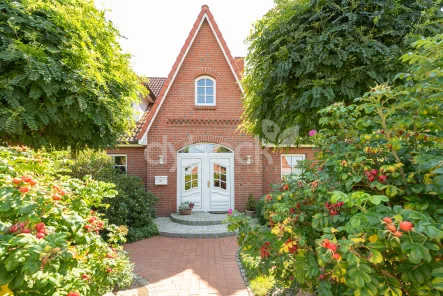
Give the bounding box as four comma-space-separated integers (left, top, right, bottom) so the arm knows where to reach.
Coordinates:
178, 153, 233, 212
209, 158, 231, 211
180, 158, 203, 210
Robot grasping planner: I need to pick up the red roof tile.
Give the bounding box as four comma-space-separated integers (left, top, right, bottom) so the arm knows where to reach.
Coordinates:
136, 5, 243, 140
145, 77, 167, 98
121, 103, 154, 143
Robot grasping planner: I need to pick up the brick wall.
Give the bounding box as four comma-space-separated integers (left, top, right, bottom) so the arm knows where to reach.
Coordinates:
146, 20, 262, 216
262, 147, 317, 195
107, 147, 147, 187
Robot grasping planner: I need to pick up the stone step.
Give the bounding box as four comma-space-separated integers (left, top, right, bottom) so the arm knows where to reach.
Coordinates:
170, 212, 228, 226
155, 217, 235, 238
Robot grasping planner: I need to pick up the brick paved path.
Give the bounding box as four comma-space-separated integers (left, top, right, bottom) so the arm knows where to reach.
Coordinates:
124, 236, 248, 296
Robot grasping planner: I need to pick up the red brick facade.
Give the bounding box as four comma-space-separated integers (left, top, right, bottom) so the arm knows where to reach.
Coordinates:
262, 147, 317, 194
107, 147, 147, 186
107, 6, 316, 216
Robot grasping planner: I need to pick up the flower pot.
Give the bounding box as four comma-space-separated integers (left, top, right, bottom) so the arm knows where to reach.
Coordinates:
180, 209, 192, 215
245, 210, 255, 217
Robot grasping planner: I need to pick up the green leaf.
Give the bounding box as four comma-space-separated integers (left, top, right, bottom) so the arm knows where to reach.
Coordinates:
432, 267, 443, 278
368, 195, 381, 205
369, 249, 383, 264
431, 277, 443, 291
0, 265, 15, 285
10, 273, 24, 289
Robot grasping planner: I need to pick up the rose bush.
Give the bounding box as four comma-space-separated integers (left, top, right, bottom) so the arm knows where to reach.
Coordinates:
228, 34, 443, 295
0, 146, 133, 295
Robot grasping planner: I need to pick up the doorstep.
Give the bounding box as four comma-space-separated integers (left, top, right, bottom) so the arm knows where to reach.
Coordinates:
155, 213, 235, 238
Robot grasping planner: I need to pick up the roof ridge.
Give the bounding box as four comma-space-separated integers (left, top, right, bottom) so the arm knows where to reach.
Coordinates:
136, 5, 243, 141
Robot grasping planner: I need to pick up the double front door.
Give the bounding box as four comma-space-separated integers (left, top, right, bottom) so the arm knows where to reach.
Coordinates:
179, 156, 233, 211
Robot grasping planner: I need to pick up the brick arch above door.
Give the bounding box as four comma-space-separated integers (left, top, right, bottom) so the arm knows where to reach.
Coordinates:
173, 135, 237, 151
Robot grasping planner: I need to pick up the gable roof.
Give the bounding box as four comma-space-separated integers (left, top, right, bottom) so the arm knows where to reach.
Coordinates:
122, 78, 166, 144
136, 5, 244, 141
145, 77, 167, 97
123, 103, 154, 143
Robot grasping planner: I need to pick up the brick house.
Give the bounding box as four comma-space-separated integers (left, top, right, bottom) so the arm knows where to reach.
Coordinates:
107, 5, 315, 216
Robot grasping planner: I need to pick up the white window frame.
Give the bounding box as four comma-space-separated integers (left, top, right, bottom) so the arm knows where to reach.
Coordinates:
195, 76, 216, 106
108, 154, 127, 173
281, 154, 306, 179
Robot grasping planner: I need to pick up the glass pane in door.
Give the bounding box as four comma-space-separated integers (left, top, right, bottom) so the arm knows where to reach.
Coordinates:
213, 164, 227, 191
184, 164, 199, 191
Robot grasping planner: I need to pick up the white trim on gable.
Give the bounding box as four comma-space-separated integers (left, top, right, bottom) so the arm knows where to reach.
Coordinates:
205, 16, 244, 93
138, 13, 244, 144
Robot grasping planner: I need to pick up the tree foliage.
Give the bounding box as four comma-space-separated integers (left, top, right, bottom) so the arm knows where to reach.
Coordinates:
0, 0, 144, 150
242, 0, 442, 142
229, 34, 443, 295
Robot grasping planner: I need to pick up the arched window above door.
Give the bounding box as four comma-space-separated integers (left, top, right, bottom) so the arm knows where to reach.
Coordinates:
178, 143, 232, 153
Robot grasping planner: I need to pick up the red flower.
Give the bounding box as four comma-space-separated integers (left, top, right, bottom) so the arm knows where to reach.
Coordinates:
260, 242, 271, 258
378, 175, 387, 182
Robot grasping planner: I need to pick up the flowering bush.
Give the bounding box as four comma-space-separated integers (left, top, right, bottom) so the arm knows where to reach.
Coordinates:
228, 35, 443, 295
0, 146, 133, 295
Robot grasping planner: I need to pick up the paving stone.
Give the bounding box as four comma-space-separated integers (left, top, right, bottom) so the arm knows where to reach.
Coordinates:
124, 236, 247, 296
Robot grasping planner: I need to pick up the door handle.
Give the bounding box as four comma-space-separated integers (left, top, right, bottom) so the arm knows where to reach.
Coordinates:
207, 180, 210, 188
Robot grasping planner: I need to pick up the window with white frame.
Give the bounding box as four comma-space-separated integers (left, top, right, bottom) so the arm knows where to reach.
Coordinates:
195, 76, 216, 106
281, 154, 305, 178
109, 154, 127, 173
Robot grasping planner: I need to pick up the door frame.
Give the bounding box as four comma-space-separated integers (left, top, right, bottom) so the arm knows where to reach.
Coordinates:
177, 152, 234, 212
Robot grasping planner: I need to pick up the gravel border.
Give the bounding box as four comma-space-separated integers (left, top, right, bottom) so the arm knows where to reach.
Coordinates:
236, 248, 254, 296
104, 274, 151, 296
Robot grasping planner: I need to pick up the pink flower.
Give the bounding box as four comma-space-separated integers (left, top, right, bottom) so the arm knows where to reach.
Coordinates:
309, 130, 317, 137
228, 208, 233, 215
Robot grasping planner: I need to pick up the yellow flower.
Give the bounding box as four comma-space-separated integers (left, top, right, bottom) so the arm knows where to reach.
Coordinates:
351, 237, 365, 244
277, 195, 282, 201
271, 224, 282, 235
279, 241, 294, 253
369, 234, 378, 242
0, 284, 13, 295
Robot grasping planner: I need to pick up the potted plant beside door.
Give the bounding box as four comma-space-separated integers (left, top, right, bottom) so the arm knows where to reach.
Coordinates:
179, 201, 195, 215
245, 193, 257, 217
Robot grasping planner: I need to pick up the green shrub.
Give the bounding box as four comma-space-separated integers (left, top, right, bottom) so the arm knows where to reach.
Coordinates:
65, 150, 158, 242
0, 146, 133, 295
102, 174, 158, 241
255, 198, 267, 225
228, 35, 443, 295
245, 193, 257, 211
126, 225, 159, 243
249, 276, 275, 296
62, 150, 115, 180
240, 251, 274, 296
